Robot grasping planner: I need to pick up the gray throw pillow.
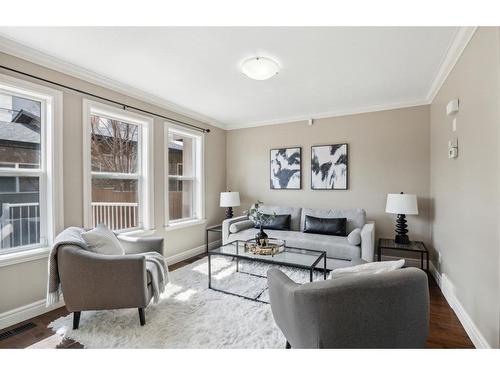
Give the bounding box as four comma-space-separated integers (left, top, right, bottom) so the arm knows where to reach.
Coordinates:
229, 220, 255, 234
347, 228, 362, 245
82, 224, 125, 255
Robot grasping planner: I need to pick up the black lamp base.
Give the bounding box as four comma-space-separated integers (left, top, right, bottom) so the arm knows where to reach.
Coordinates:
225, 207, 234, 219
394, 214, 410, 244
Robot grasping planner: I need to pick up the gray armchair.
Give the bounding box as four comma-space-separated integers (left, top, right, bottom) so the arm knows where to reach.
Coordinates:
267, 267, 429, 348
57, 234, 163, 329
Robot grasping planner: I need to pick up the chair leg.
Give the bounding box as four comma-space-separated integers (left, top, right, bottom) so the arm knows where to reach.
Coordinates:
73, 311, 81, 330
138, 308, 146, 326
285, 340, 291, 349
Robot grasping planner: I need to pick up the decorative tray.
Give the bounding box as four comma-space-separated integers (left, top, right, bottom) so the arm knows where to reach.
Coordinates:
244, 238, 286, 256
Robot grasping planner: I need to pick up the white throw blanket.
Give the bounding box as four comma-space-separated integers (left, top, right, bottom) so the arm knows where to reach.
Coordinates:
46, 227, 169, 306
46, 227, 87, 306
143, 252, 169, 303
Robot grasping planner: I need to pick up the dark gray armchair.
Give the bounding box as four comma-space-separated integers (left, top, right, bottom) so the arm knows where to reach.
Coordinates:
57, 235, 163, 329
267, 267, 429, 348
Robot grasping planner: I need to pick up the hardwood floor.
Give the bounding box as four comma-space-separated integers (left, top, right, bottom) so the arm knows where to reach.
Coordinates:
0, 254, 474, 349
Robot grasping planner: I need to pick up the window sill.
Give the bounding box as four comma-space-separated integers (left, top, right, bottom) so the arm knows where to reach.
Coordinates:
114, 227, 156, 237
0, 246, 51, 268
164, 218, 207, 232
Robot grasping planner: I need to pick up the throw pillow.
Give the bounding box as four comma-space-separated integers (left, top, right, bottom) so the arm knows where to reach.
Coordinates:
229, 220, 255, 233
328, 259, 405, 280
253, 214, 291, 230
303, 215, 347, 236
347, 228, 362, 245
82, 223, 125, 256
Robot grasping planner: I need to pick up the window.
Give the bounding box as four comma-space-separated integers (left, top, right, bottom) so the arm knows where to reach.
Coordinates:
83, 100, 153, 232
165, 125, 204, 225
0, 74, 63, 255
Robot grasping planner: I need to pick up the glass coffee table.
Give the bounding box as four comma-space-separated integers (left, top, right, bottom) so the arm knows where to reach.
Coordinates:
208, 240, 327, 303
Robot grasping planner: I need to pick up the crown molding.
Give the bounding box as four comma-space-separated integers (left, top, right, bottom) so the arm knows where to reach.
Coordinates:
0, 27, 476, 132
426, 26, 477, 103
0, 35, 227, 130
226, 26, 478, 131
226, 99, 429, 130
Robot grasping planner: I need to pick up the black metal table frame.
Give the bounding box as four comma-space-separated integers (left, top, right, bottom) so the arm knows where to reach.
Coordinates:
377, 238, 429, 272
208, 240, 327, 304
206, 225, 223, 253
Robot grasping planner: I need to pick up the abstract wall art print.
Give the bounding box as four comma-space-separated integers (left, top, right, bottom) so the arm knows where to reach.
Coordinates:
311, 144, 348, 190
270, 147, 301, 190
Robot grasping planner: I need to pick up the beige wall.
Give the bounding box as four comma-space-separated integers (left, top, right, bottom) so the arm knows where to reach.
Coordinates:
226, 105, 431, 246
0, 52, 227, 314
430, 27, 500, 347
2, 28, 499, 348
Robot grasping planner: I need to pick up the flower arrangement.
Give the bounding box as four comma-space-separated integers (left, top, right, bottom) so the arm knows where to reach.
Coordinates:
246, 201, 276, 246
247, 201, 275, 227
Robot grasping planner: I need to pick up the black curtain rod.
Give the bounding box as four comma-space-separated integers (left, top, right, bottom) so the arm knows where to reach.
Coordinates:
0, 65, 210, 134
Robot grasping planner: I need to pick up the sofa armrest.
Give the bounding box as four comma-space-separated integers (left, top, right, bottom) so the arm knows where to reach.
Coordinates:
222, 215, 248, 244
360, 221, 375, 262
58, 246, 150, 311
117, 234, 164, 255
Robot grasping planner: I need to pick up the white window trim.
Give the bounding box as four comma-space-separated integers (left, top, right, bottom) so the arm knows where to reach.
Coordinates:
82, 99, 154, 232
164, 122, 205, 229
164, 218, 207, 232
0, 72, 64, 259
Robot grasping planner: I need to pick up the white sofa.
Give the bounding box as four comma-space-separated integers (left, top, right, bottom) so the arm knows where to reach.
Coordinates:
222, 205, 375, 266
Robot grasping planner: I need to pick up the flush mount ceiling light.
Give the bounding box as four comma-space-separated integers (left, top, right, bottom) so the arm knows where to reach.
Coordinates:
241, 57, 280, 80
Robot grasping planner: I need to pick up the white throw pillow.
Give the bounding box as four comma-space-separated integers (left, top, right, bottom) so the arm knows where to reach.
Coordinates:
229, 220, 255, 233
347, 228, 362, 245
328, 259, 405, 280
82, 224, 125, 255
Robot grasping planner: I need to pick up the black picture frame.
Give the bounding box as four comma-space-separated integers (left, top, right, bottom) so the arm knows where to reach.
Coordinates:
270, 147, 302, 190
310, 143, 348, 190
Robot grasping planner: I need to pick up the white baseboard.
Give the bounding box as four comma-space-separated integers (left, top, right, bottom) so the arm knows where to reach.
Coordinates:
383, 256, 490, 348
0, 299, 65, 331
165, 239, 220, 266
434, 268, 491, 349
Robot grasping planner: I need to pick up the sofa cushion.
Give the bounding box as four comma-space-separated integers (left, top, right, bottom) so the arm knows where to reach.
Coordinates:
300, 208, 366, 233
258, 205, 302, 231
303, 215, 347, 236
228, 228, 361, 260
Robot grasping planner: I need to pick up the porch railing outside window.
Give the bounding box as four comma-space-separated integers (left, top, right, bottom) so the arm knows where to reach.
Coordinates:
91, 202, 139, 231
0, 202, 40, 250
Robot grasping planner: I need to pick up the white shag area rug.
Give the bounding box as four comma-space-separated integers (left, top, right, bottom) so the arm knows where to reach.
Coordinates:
49, 256, 332, 348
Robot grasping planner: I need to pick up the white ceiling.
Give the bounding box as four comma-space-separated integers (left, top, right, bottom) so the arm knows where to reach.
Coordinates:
0, 27, 464, 129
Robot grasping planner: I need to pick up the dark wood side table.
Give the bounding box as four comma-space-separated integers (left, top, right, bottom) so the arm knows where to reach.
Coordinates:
377, 238, 429, 272
206, 224, 223, 253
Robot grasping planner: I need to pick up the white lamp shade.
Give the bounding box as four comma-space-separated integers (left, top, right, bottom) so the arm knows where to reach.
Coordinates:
385, 193, 419, 215
220, 192, 240, 207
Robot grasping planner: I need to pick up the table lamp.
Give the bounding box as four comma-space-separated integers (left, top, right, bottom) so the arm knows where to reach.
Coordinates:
385, 192, 418, 244
220, 191, 240, 219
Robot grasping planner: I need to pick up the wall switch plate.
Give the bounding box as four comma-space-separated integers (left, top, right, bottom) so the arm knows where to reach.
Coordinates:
446, 99, 459, 116
448, 147, 458, 158
448, 138, 458, 158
